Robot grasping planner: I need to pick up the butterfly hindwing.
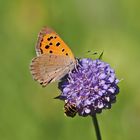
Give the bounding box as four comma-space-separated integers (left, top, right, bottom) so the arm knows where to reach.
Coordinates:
30, 54, 75, 86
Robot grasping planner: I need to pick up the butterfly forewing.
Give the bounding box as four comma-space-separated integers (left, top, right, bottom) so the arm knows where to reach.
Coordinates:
36, 27, 75, 61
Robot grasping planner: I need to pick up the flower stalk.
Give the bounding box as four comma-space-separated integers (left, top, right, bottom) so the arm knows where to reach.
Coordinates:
92, 115, 102, 140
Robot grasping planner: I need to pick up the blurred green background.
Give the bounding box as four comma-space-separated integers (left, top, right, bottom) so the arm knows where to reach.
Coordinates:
0, 0, 140, 140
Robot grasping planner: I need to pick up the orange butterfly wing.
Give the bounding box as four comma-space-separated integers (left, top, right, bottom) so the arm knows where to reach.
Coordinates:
36, 27, 75, 61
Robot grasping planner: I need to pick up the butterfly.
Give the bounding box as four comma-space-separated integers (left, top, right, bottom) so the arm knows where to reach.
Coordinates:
30, 27, 76, 86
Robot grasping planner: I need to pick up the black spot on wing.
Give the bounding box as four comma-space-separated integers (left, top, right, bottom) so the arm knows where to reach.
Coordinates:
47, 38, 51, 41
40, 48, 43, 53
47, 36, 53, 41
45, 45, 50, 49
56, 42, 60, 46
50, 36, 53, 39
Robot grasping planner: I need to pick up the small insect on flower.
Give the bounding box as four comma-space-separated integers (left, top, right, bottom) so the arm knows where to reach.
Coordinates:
64, 102, 78, 117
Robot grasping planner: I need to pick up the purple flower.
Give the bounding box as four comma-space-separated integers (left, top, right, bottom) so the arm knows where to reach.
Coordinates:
58, 58, 120, 117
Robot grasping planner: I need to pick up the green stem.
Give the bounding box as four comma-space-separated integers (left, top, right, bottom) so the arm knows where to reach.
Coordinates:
92, 115, 102, 140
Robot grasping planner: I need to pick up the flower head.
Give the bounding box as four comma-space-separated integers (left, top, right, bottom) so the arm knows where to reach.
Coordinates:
58, 58, 120, 117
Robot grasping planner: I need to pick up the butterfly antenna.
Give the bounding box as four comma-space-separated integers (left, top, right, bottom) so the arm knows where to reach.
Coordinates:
85, 50, 98, 55
77, 50, 98, 58
92, 52, 98, 55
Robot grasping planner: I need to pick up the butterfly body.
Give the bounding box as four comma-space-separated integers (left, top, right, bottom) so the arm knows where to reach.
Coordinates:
30, 27, 76, 86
